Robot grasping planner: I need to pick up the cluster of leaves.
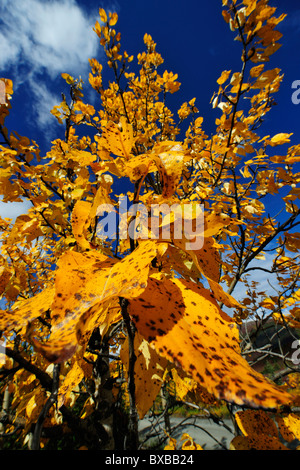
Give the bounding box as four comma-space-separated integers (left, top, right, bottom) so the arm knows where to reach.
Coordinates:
230, 409, 300, 450
0, 0, 300, 450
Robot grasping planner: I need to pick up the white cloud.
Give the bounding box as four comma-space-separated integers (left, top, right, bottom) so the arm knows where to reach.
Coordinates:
0, 0, 99, 78
0, 0, 100, 134
0, 199, 32, 222
28, 80, 62, 139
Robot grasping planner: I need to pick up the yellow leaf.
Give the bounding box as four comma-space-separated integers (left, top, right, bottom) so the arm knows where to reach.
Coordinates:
217, 70, 231, 85
99, 8, 107, 23
208, 278, 244, 309
90, 183, 114, 220
68, 149, 95, 166
122, 141, 187, 198
250, 64, 264, 78
276, 413, 300, 442
158, 145, 185, 198
129, 276, 292, 409
102, 117, 133, 159
164, 437, 177, 450
71, 188, 85, 200
170, 368, 197, 401
122, 154, 159, 182
0, 286, 55, 333
93, 20, 101, 37
0, 266, 11, 295
252, 69, 280, 89
120, 332, 168, 418
269, 133, 293, 147
28, 241, 158, 362
8, 215, 42, 244
173, 236, 220, 283
57, 358, 85, 408
71, 200, 92, 250
231, 434, 289, 450
172, 225, 242, 309
180, 433, 202, 450
25, 390, 45, 421
0, 78, 13, 97
109, 12, 118, 26
61, 73, 75, 85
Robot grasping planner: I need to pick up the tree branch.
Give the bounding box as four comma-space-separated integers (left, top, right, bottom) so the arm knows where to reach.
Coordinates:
119, 297, 139, 450
31, 364, 60, 450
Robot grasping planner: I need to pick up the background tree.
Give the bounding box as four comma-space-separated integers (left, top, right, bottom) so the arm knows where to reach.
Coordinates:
0, 0, 299, 450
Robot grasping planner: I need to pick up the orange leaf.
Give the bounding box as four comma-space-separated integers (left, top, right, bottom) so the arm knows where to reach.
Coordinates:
128, 276, 291, 409
71, 200, 93, 250
276, 413, 300, 442
99, 8, 107, 23
120, 332, 168, 418
158, 143, 185, 198
0, 286, 55, 333
230, 433, 289, 451
28, 241, 158, 362
0, 266, 11, 295
231, 414, 290, 451
109, 12, 118, 26
235, 410, 278, 437
217, 70, 231, 85
57, 358, 88, 408
123, 142, 186, 197
102, 117, 133, 159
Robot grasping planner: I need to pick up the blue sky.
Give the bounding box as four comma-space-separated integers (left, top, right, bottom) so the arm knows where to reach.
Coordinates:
1, 0, 300, 152
1, 0, 300, 218
0, 0, 299, 306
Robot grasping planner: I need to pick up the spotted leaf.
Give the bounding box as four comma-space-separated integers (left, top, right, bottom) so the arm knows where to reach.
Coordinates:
0, 266, 11, 295
173, 237, 241, 309
28, 241, 158, 362
230, 435, 289, 450
128, 276, 292, 409
120, 332, 168, 418
57, 356, 92, 408
235, 409, 278, 437
157, 143, 185, 198
101, 117, 133, 159
276, 413, 300, 443
232, 409, 290, 450
0, 286, 55, 333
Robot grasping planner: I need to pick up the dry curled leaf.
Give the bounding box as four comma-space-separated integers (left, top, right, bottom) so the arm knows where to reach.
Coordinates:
232, 409, 290, 450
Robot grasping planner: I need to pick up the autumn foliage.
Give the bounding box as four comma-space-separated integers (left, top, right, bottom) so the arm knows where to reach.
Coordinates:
0, 0, 300, 450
